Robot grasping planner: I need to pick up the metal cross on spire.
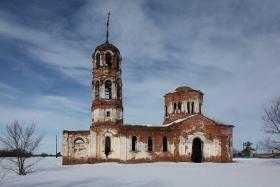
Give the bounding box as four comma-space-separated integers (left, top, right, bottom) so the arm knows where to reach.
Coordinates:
106, 12, 110, 43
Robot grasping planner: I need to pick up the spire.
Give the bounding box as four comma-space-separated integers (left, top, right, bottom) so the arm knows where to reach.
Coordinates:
106, 12, 110, 43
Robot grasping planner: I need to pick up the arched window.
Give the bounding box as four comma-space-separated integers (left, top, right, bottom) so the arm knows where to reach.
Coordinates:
191, 102, 194, 113
132, 136, 137, 152
178, 102, 181, 112
105, 136, 111, 157
74, 137, 84, 144
105, 80, 112, 99
162, 136, 168, 152
95, 81, 100, 100
165, 105, 167, 116
96, 53, 100, 68
173, 103, 177, 113
105, 52, 112, 67
117, 80, 121, 100
187, 102, 190, 113
148, 137, 153, 152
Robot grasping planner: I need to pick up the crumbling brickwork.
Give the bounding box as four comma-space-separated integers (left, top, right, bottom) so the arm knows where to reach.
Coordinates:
62, 41, 234, 165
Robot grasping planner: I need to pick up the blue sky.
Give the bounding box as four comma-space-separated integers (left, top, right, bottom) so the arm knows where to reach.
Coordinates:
0, 0, 280, 154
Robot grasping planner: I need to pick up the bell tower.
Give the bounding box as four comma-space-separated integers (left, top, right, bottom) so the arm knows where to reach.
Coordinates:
91, 13, 123, 126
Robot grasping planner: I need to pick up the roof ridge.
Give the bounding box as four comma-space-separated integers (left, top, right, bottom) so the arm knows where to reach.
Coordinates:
162, 114, 197, 127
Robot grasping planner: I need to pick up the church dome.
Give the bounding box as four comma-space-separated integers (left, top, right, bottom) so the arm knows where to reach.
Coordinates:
92, 12, 120, 57
174, 86, 204, 95
92, 42, 120, 57
95, 43, 120, 53
175, 86, 193, 92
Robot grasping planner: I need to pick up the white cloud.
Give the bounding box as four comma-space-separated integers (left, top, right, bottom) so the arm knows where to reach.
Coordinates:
0, 13, 91, 85
34, 95, 89, 115
0, 82, 20, 99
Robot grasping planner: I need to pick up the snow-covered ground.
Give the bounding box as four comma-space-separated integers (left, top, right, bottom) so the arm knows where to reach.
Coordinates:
1, 158, 279, 187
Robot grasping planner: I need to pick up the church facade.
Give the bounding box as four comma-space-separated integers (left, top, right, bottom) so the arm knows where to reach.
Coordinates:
62, 21, 233, 165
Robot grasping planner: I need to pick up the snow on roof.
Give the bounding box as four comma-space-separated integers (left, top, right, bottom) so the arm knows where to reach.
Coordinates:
163, 114, 197, 126
142, 124, 155, 127
124, 123, 158, 127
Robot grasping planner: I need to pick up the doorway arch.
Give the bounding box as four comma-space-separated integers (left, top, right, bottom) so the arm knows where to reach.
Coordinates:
105, 136, 111, 157
191, 138, 202, 163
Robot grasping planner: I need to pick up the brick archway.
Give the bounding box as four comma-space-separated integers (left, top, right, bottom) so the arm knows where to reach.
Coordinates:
105, 136, 111, 157
191, 138, 202, 163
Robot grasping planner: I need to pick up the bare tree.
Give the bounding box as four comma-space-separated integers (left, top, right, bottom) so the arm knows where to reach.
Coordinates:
0, 121, 43, 175
262, 98, 280, 151
259, 138, 280, 152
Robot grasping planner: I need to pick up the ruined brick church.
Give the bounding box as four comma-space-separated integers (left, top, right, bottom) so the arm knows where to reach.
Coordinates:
62, 15, 233, 164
